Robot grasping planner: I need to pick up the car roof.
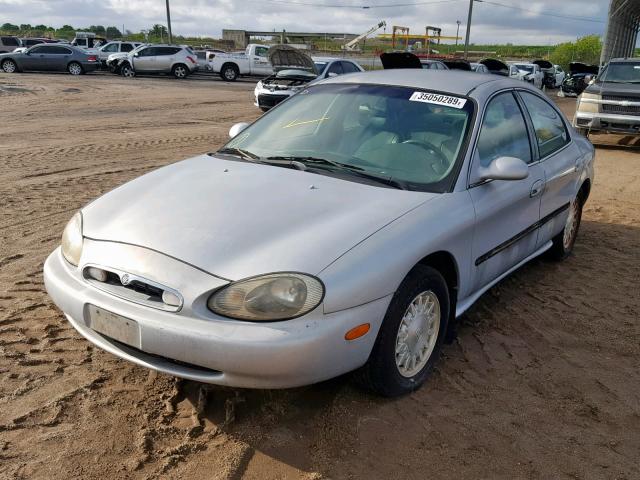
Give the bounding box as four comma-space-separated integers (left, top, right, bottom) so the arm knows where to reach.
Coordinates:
608, 57, 640, 63
312, 57, 355, 62
320, 69, 510, 96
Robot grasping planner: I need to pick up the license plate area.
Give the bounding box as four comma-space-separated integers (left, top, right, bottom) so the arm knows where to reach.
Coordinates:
85, 304, 141, 348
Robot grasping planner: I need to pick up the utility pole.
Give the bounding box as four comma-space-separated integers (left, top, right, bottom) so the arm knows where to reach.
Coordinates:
456, 20, 461, 47
165, 0, 173, 44
464, 0, 481, 60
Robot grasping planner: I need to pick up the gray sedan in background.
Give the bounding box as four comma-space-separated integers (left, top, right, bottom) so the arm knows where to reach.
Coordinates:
44, 70, 594, 396
0, 44, 99, 75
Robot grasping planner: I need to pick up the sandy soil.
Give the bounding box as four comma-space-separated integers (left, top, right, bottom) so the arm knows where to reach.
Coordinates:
0, 73, 639, 480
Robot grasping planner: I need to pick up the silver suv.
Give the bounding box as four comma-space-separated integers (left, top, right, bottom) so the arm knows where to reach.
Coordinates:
119, 44, 199, 79
97, 41, 142, 66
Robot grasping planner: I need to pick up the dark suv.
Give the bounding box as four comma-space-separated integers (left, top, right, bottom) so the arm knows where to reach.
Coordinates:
574, 58, 640, 136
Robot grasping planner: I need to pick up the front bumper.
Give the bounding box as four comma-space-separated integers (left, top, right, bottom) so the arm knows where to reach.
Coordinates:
44, 246, 389, 388
254, 87, 294, 109
574, 111, 640, 134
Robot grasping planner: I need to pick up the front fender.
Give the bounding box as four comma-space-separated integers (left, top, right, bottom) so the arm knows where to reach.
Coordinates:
318, 192, 475, 314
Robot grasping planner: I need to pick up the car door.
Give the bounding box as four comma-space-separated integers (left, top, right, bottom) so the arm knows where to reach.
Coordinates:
468, 91, 545, 292
251, 46, 271, 75
45, 46, 73, 71
99, 42, 119, 61
517, 91, 580, 248
133, 46, 157, 71
22, 45, 51, 70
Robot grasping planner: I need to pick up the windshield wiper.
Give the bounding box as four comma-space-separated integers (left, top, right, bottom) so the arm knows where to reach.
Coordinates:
265, 155, 364, 170
216, 147, 262, 162
266, 155, 408, 190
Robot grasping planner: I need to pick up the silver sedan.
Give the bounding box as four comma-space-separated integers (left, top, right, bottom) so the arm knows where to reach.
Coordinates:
44, 70, 594, 396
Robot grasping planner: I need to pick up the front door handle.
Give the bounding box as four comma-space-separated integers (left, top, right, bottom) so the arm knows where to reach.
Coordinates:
530, 179, 544, 197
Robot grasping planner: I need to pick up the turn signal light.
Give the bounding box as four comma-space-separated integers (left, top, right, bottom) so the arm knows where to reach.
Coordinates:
345, 323, 370, 341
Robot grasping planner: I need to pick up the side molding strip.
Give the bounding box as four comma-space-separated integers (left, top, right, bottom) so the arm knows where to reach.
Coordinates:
475, 202, 570, 266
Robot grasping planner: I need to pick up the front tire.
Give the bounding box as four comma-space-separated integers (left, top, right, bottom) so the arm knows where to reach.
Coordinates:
172, 63, 188, 79
358, 265, 449, 397
121, 63, 135, 78
2, 59, 17, 73
68, 62, 83, 75
548, 194, 583, 260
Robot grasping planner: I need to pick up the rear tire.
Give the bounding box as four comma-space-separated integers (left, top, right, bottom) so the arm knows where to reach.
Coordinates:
548, 194, 583, 261
357, 265, 449, 397
2, 59, 18, 73
172, 63, 188, 79
68, 62, 83, 75
220, 64, 239, 81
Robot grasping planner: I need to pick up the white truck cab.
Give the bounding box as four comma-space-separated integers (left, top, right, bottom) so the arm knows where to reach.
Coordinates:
208, 43, 274, 81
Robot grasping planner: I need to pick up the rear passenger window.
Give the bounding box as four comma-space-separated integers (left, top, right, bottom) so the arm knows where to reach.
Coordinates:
519, 91, 569, 158
121, 43, 133, 52
476, 92, 532, 167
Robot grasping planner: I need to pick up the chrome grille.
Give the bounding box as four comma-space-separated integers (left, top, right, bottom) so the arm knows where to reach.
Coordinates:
602, 95, 640, 116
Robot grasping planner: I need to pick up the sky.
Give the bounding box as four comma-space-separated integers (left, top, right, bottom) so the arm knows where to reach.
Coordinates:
0, 0, 626, 45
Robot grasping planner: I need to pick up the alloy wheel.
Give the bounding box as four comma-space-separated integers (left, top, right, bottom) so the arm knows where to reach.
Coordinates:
68, 63, 82, 75
174, 66, 187, 78
2, 60, 16, 73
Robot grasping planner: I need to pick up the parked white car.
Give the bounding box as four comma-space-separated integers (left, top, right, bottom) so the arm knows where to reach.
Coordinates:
208, 43, 273, 81
254, 47, 364, 111
511, 63, 544, 89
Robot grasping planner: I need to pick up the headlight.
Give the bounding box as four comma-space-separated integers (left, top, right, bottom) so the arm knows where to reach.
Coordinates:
61, 212, 83, 266
207, 273, 324, 321
577, 92, 600, 114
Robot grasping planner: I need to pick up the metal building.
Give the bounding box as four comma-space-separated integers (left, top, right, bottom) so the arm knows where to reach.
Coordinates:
600, 0, 640, 65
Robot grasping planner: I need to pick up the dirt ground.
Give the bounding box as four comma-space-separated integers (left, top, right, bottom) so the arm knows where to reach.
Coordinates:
0, 72, 639, 480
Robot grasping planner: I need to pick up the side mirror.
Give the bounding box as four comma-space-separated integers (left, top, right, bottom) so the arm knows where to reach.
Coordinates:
327, 72, 338, 78
478, 156, 529, 182
229, 122, 250, 138
584, 74, 593, 83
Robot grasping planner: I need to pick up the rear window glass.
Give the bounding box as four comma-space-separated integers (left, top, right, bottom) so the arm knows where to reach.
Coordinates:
2, 37, 19, 46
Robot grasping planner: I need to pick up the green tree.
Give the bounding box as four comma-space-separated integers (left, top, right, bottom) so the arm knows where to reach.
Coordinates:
106, 26, 122, 38
34, 24, 48, 30
2, 23, 19, 31
550, 35, 601, 70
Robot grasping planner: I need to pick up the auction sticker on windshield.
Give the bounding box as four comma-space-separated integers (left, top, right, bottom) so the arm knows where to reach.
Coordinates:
409, 91, 467, 109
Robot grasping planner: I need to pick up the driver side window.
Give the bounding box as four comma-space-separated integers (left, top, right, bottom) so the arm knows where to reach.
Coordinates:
476, 92, 532, 168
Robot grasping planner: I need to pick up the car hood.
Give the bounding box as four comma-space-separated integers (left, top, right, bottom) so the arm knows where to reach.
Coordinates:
532, 59, 553, 70
569, 62, 599, 75
480, 58, 509, 75
268, 45, 317, 74
585, 81, 640, 97
81, 154, 433, 279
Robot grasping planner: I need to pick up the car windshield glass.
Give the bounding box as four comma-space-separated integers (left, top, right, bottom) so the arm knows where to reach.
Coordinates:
599, 62, 640, 83
219, 84, 474, 192
516, 64, 534, 73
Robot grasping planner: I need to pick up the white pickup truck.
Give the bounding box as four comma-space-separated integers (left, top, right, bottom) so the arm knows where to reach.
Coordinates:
208, 44, 273, 81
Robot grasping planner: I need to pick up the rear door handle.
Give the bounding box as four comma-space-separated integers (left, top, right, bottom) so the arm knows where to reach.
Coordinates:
530, 179, 544, 197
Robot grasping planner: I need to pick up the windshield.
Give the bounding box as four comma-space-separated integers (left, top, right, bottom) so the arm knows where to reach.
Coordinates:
220, 84, 474, 192
598, 62, 640, 84
516, 64, 534, 73
314, 62, 328, 74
